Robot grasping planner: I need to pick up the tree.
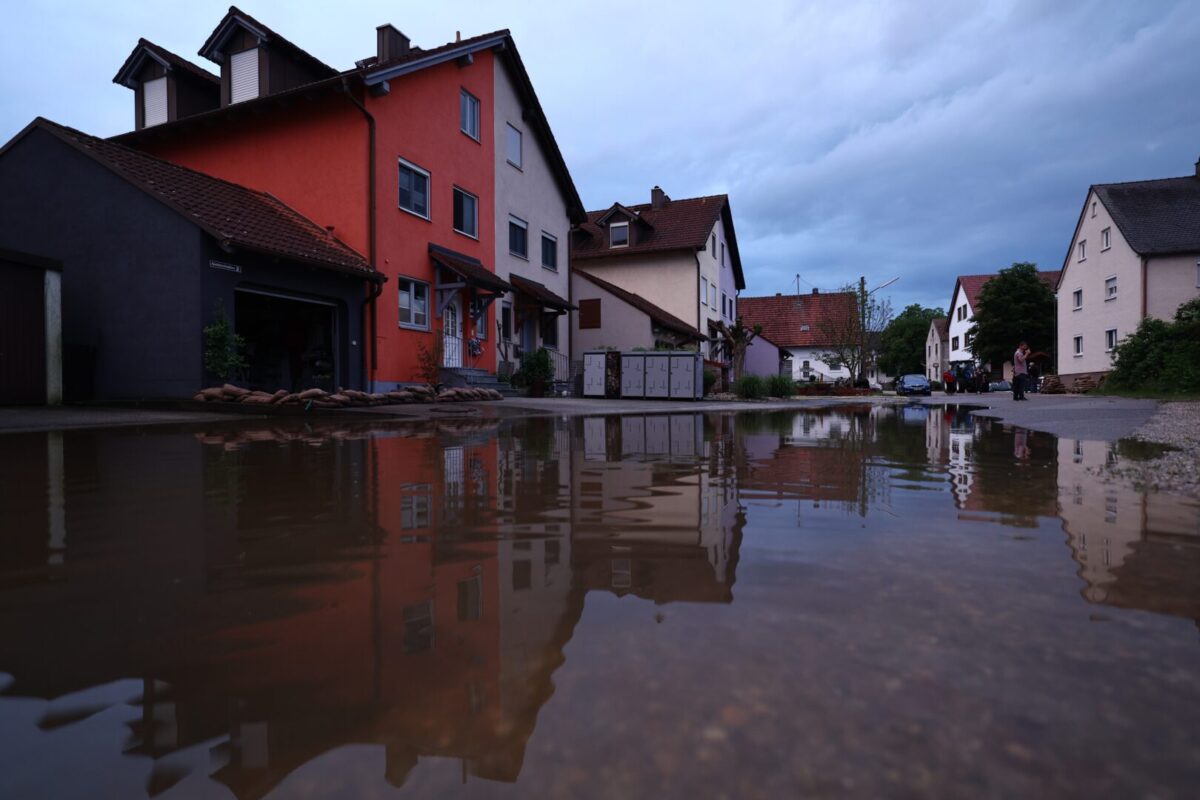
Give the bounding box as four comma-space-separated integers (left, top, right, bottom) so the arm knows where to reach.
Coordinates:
966, 262, 1056, 370
877, 304, 945, 377
818, 280, 893, 384
714, 317, 761, 379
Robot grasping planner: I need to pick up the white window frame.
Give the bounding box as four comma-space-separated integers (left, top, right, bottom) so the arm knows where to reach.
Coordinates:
460, 89, 480, 141
1105, 328, 1118, 352
1105, 275, 1117, 301
508, 215, 529, 259
700, 274, 707, 306
398, 158, 431, 220
1072, 289, 1082, 310
540, 232, 558, 271
505, 123, 523, 169
1077, 240, 1086, 261
1101, 227, 1111, 251
398, 277, 430, 331
452, 186, 478, 239
1091, 201, 1097, 218
1073, 335, 1083, 357
609, 221, 629, 248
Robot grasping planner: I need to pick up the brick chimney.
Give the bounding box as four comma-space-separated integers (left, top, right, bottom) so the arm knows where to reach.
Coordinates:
377, 24, 410, 62
650, 185, 669, 209
812, 288, 820, 295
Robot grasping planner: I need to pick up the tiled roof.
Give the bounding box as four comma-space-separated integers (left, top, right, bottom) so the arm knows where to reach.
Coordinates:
113, 38, 219, 88
509, 273, 574, 311
199, 6, 338, 77
429, 243, 510, 293
931, 317, 949, 339
1093, 175, 1200, 256
737, 292, 858, 348
571, 193, 745, 288
365, 29, 510, 74
954, 271, 1060, 310
18, 118, 377, 278
572, 269, 704, 340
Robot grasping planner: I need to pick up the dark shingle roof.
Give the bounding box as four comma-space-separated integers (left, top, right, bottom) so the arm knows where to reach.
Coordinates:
573, 269, 704, 340
571, 194, 745, 289
113, 38, 220, 88
737, 292, 858, 348
1093, 175, 1200, 256
16, 118, 377, 279
509, 274, 574, 311
428, 243, 510, 293
199, 6, 338, 77
932, 317, 949, 339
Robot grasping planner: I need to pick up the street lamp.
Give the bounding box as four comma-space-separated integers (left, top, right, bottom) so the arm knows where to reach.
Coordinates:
856, 275, 900, 384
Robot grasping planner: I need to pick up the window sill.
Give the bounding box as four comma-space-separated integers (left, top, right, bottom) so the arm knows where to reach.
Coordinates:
509, 251, 529, 261
541, 264, 558, 272
1105, 296, 1117, 302
461, 129, 481, 144
1073, 306, 1082, 311
399, 322, 430, 332
507, 160, 523, 172
609, 244, 629, 249
1073, 353, 1083, 358
454, 228, 479, 241
1101, 246, 1111, 252
399, 206, 431, 222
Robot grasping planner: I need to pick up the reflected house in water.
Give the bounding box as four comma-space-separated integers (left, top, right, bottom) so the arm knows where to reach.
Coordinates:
1057, 439, 1200, 627
571, 414, 743, 603
0, 414, 745, 795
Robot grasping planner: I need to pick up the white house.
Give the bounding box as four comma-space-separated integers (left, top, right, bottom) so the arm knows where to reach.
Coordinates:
924, 317, 948, 381
738, 290, 858, 382
946, 270, 1060, 378
1056, 162, 1200, 380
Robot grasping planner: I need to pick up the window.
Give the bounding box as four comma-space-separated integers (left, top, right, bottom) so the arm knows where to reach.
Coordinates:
710, 234, 716, 256
1071, 289, 1082, 310
471, 297, 488, 340
143, 77, 167, 127
542, 313, 559, 349
400, 493, 431, 528
609, 221, 629, 248
579, 298, 601, 329
722, 292, 729, 318
721, 242, 726, 267
952, 336, 960, 350
401, 602, 434, 654
229, 48, 259, 104
1105, 328, 1118, 351
453, 187, 478, 238
957, 305, 967, 322
1078, 240, 1086, 261
398, 278, 429, 329
1105, 275, 1117, 300
500, 302, 513, 341
398, 159, 430, 219
1101, 227, 1111, 250
1091, 200, 1097, 218
545, 539, 560, 565
1074, 335, 1083, 356
460, 89, 480, 140
541, 233, 558, 271
1196, 261, 1200, 288
512, 560, 531, 591
457, 577, 482, 621
508, 216, 528, 258
800, 324, 810, 332
505, 123, 522, 168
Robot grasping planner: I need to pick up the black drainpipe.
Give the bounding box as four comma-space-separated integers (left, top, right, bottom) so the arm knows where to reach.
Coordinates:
341, 76, 379, 389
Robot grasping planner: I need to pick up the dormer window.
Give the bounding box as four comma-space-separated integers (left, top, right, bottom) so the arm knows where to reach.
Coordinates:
142, 77, 168, 127
610, 222, 629, 248
229, 48, 259, 103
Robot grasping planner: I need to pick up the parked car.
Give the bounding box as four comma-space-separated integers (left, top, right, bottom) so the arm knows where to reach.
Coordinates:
989, 379, 1012, 392
896, 374, 931, 396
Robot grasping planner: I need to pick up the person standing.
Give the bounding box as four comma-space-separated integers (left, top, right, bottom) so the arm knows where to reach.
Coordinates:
1012, 342, 1029, 401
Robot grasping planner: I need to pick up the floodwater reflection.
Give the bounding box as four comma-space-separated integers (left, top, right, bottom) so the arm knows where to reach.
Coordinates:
0, 406, 1198, 798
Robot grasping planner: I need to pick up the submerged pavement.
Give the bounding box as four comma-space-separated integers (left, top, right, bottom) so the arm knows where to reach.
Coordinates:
911, 393, 1161, 442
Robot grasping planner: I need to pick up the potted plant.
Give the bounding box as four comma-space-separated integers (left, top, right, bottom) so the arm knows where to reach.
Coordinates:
515, 348, 554, 397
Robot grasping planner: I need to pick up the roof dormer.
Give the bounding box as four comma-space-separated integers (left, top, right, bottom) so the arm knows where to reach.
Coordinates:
198, 6, 338, 107
113, 39, 220, 130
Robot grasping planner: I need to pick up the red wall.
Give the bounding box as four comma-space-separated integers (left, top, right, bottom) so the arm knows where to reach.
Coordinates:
366, 51, 498, 383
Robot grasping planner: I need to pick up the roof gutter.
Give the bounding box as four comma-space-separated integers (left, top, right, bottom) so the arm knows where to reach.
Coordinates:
339, 75, 380, 384
363, 34, 508, 85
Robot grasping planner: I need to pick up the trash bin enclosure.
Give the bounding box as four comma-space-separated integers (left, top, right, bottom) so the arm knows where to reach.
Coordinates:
584, 350, 702, 400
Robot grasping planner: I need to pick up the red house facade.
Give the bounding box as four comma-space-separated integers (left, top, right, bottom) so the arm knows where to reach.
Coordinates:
113, 8, 584, 391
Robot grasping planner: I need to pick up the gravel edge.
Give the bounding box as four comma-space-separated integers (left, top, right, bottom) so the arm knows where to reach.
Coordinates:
1098, 401, 1200, 497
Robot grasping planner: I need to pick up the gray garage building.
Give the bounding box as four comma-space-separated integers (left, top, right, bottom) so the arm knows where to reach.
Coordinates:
0, 118, 382, 402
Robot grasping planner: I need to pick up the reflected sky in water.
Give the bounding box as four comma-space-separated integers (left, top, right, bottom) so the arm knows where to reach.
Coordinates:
0, 406, 1198, 799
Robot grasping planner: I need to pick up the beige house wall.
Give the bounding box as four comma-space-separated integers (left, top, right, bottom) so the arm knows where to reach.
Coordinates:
1058, 190, 1145, 376
572, 251, 698, 330
569, 271, 654, 355
1145, 252, 1200, 320
924, 321, 947, 381
493, 61, 572, 361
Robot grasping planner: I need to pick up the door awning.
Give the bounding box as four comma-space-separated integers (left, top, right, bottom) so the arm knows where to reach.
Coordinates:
509, 273, 576, 312
429, 243, 511, 294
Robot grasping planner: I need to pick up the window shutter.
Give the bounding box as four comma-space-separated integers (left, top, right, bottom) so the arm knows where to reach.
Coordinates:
230, 49, 259, 104
579, 299, 601, 329
143, 77, 167, 127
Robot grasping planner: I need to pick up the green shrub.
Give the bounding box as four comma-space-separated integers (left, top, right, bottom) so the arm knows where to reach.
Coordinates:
513, 348, 555, 394
203, 301, 247, 381
703, 369, 718, 394
1109, 298, 1200, 394
733, 375, 766, 399
765, 374, 794, 397
930, 380, 943, 391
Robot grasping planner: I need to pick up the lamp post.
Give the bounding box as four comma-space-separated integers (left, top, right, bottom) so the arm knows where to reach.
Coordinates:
857, 275, 899, 384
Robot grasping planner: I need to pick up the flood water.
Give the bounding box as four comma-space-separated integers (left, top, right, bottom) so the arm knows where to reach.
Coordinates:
1, 405, 1198, 799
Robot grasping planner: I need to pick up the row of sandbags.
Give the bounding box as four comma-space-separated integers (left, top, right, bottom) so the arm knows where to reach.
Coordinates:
192, 383, 504, 408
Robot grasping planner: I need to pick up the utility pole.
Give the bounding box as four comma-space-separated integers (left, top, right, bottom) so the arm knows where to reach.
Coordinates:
858, 275, 867, 384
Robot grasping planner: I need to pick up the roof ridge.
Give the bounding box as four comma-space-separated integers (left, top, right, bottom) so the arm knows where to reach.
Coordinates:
1094, 174, 1197, 189
586, 193, 729, 216
572, 269, 699, 334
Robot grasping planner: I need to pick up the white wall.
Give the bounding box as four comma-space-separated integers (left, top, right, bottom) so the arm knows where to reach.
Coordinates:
572, 250, 698, 330
1145, 252, 1200, 321
569, 272, 654, 356
786, 346, 850, 382
947, 283, 974, 363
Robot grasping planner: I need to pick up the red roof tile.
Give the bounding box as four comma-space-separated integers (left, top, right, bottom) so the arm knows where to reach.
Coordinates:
572, 269, 704, 340
737, 292, 858, 348
954, 271, 1061, 310
22, 118, 376, 278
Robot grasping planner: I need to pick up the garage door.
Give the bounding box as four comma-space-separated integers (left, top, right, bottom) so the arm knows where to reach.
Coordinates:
0, 258, 46, 405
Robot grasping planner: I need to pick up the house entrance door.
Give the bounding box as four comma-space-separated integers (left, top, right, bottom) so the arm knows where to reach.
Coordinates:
443, 300, 462, 368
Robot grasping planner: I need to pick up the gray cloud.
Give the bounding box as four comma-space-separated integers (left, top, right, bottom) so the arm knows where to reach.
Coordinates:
3, 0, 1197, 312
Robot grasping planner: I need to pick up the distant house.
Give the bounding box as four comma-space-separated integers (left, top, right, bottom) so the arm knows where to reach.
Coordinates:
947, 271, 1059, 378
569, 188, 745, 371
738, 290, 858, 382
570, 269, 705, 354
1057, 161, 1200, 380
0, 118, 381, 400
925, 317, 949, 381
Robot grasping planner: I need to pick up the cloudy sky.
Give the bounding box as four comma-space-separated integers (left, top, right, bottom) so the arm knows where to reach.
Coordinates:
3, 0, 1198, 310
